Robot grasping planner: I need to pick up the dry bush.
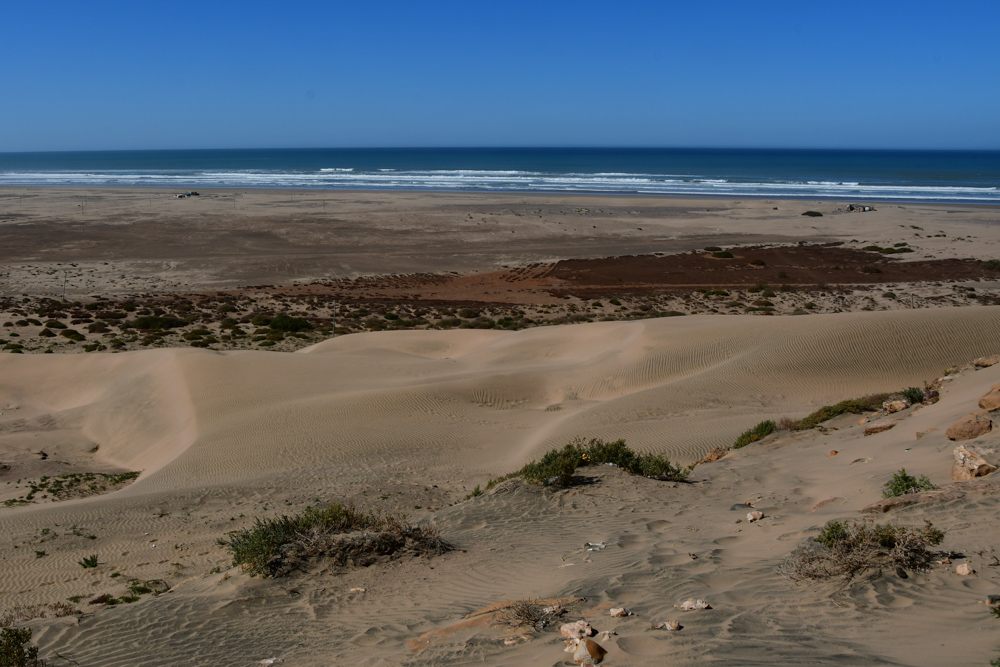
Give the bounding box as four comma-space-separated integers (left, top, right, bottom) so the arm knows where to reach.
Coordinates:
781, 518, 944, 586
495, 601, 544, 629
0, 603, 75, 628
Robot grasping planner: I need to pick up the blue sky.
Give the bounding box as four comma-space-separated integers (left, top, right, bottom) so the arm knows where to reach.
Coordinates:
1, 1, 998, 151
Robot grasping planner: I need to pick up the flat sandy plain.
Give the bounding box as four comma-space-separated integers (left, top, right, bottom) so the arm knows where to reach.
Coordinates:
3, 189, 1000, 666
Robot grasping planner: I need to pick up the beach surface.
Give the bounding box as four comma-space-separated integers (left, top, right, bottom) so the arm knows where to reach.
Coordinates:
2, 189, 1000, 665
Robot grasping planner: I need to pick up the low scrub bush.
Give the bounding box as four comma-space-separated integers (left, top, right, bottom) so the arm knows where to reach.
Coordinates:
221, 503, 450, 578
981, 259, 1000, 271
269, 315, 313, 332
0, 627, 44, 667
489, 438, 688, 488
783, 518, 944, 585
785, 393, 891, 430
901, 387, 925, 405
801, 210, 823, 217
883, 468, 937, 498
126, 315, 185, 330
712, 251, 734, 259
733, 420, 775, 448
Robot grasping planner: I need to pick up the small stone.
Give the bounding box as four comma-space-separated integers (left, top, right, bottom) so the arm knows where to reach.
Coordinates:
560, 621, 595, 638
829, 450, 838, 457
947, 411, 992, 441
939, 557, 952, 565
598, 630, 617, 641
573, 638, 608, 665
895, 566, 908, 579
956, 563, 976, 576
609, 607, 631, 617
747, 511, 764, 522
864, 420, 897, 436
979, 384, 1000, 411
858, 418, 868, 425
349, 587, 366, 593
677, 598, 711, 611
951, 444, 998, 480
850, 457, 873, 466
542, 604, 562, 615
652, 620, 682, 631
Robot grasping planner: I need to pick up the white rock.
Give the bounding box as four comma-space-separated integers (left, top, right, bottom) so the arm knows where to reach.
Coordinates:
652, 620, 682, 631
677, 598, 711, 611
956, 563, 976, 576
560, 620, 595, 638
747, 511, 763, 522
609, 607, 631, 617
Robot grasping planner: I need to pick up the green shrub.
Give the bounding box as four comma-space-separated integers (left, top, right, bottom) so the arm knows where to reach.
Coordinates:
490, 438, 688, 489
0, 627, 41, 667
733, 420, 776, 448
78, 554, 98, 568
981, 259, 1000, 271
802, 211, 824, 217
712, 251, 734, 259
126, 315, 185, 330
882, 469, 937, 498
900, 387, 925, 405
790, 393, 891, 430
269, 315, 313, 332
221, 503, 448, 578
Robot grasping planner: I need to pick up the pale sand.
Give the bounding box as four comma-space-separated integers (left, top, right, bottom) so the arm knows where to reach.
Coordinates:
3, 307, 1000, 664
2, 188, 999, 295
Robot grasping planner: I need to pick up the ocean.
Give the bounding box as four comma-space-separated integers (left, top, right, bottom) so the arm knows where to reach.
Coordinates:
0, 148, 997, 203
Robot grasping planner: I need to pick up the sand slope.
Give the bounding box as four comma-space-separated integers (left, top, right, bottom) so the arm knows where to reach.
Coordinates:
2, 308, 1000, 665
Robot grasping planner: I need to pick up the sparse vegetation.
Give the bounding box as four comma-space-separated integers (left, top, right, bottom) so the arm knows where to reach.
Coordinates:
495, 600, 544, 629
221, 503, 450, 578
783, 518, 945, 585
981, 259, 1000, 271
488, 438, 688, 488
712, 251, 734, 259
882, 469, 937, 498
78, 554, 99, 569
802, 211, 823, 217
733, 420, 776, 449
782, 393, 891, 431
900, 387, 925, 405
0, 627, 44, 667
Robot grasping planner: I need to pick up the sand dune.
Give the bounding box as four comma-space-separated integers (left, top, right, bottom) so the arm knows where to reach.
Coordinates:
2, 307, 1000, 665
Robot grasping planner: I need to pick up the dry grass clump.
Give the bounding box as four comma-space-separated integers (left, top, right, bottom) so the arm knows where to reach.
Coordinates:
222, 503, 451, 578
0, 603, 75, 628
495, 600, 544, 629
782, 518, 944, 586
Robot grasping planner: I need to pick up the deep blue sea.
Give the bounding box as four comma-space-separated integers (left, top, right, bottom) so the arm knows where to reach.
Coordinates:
0, 148, 998, 203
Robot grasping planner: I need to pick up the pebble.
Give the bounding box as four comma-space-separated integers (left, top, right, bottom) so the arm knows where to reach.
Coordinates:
747, 511, 764, 522
829, 450, 838, 457
609, 607, 632, 617
956, 563, 976, 576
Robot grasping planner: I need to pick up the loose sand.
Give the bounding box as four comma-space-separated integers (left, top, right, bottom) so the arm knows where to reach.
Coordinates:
2, 190, 1000, 665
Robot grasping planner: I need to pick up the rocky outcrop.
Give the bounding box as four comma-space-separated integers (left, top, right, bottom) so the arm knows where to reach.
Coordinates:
883, 399, 909, 414
947, 411, 992, 441
952, 444, 998, 480
973, 355, 1000, 368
